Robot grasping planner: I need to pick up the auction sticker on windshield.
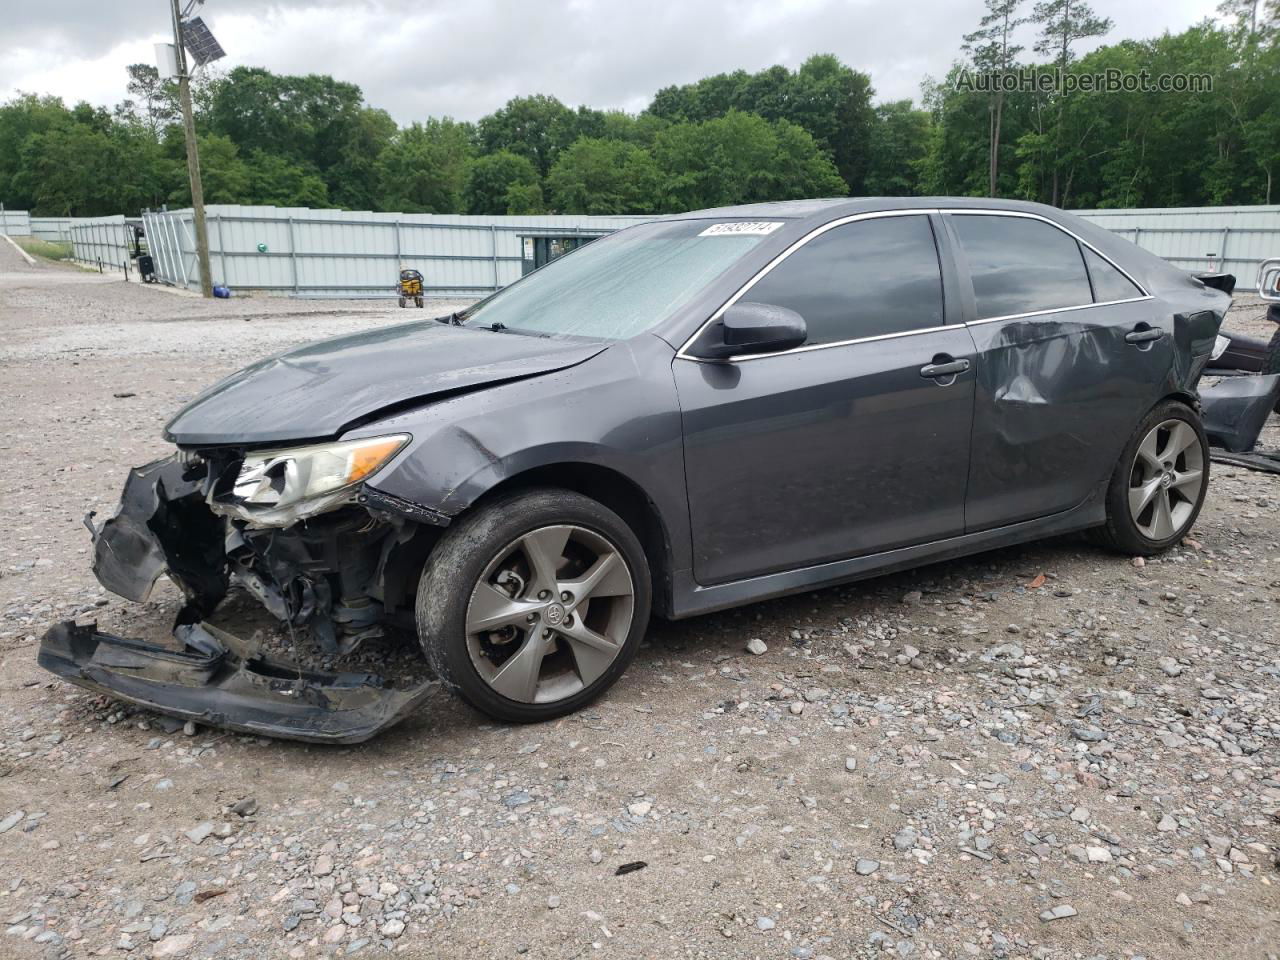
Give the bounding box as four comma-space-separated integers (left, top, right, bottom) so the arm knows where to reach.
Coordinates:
699, 221, 784, 237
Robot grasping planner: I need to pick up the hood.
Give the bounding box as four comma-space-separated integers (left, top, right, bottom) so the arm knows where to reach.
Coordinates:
164, 320, 608, 446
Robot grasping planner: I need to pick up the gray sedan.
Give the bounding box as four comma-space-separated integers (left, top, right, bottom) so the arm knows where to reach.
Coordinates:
40, 198, 1229, 739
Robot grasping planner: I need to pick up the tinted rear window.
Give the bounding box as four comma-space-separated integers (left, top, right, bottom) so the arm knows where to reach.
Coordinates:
951, 215, 1092, 320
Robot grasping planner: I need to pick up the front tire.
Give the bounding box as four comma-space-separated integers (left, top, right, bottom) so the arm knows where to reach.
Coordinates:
416, 488, 651, 722
1092, 400, 1208, 555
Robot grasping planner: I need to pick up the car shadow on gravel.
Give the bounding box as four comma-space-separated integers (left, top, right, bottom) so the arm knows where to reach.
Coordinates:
66, 531, 1121, 754
647, 532, 1097, 655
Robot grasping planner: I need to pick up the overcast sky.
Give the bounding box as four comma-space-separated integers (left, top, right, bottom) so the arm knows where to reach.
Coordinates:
2, 0, 1223, 123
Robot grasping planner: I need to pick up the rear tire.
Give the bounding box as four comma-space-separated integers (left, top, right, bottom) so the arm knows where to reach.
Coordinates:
1091, 400, 1208, 555
415, 488, 651, 723
398, 296, 406, 308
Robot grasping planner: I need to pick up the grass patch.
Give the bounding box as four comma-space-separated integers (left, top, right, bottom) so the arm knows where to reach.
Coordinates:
14, 236, 74, 261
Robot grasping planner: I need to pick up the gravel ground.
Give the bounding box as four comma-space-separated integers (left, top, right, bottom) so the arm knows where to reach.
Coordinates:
1, 243, 1278, 960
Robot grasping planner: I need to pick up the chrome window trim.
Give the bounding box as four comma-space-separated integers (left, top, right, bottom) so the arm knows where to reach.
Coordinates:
942, 207, 1151, 304
964, 295, 1152, 327
675, 207, 1153, 364
675, 209, 940, 362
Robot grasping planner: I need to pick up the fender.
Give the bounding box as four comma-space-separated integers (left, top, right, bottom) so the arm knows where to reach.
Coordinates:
351, 334, 693, 576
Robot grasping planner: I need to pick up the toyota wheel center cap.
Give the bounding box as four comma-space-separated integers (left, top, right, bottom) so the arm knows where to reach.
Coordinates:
544, 602, 566, 626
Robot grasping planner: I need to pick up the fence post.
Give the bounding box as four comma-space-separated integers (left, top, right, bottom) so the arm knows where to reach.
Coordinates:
215, 215, 227, 287
1220, 227, 1230, 273
287, 216, 299, 295
490, 223, 499, 291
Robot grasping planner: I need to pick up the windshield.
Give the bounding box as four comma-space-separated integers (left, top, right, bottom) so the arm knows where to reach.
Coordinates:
460, 219, 780, 339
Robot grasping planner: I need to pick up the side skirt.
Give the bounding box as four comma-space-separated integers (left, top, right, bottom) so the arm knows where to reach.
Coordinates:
667, 496, 1105, 619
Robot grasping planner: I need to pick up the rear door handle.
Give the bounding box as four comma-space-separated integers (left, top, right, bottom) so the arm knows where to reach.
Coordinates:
1125, 327, 1164, 344
920, 358, 970, 379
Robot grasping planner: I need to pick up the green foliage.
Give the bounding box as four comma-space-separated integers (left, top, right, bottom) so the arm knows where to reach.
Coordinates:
864, 101, 932, 196
465, 150, 542, 214
4, 27, 1280, 218
645, 55, 875, 191
926, 5, 1280, 208
119, 64, 178, 135
653, 111, 847, 210
477, 95, 579, 176
503, 181, 546, 215
546, 138, 663, 214
375, 119, 474, 213
15, 237, 72, 260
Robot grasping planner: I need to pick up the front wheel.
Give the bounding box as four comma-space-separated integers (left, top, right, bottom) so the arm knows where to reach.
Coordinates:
398, 296, 406, 308
416, 488, 651, 722
1092, 400, 1208, 555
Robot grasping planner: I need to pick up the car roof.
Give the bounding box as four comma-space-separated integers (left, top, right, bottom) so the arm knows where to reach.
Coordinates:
672, 196, 1077, 224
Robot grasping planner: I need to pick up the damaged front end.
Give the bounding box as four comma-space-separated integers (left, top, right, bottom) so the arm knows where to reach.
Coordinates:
39, 449, 445, 743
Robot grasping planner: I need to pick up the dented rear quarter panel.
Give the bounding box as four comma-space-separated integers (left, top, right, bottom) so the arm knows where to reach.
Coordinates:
951, 210, 1230, 532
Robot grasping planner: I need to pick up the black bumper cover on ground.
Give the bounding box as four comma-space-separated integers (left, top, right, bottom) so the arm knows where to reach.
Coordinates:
1200, 373, 1280, 453
39, 620, 433, 744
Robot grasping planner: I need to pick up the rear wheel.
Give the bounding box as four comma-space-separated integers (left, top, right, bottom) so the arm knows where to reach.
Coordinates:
416, 488, 651, 722
398, 296, 406, 308
415, 296, 424, 308
1092, 400, 1208, 555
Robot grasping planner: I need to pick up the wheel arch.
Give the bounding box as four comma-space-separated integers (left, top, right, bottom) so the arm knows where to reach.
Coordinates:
466, 462, 677, 618
1161, 387, 1201, 411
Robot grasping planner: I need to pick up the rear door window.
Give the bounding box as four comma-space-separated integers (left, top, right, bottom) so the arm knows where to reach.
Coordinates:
1083, 246, 1144, 302
950, 214, 1093, 321
742, 214, 944, 346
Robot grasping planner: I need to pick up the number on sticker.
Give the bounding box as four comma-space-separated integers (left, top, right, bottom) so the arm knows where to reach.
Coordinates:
699, 222, 784, 237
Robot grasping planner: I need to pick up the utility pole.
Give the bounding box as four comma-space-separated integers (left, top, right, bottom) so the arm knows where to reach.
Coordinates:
169, 0, 213, 297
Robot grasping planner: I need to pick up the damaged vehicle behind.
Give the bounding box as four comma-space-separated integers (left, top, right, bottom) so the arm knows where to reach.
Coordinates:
42, 198, 1234, 742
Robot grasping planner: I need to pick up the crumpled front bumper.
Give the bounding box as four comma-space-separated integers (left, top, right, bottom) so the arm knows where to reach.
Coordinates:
39, 621, 434, 743
39, 455, 436, 743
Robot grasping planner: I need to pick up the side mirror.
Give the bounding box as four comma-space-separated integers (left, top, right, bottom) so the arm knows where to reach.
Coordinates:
693, 301, 807, 360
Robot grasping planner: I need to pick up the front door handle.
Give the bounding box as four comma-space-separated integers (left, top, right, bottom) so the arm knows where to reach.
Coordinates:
920, 358, 970, 379
1125, 327, 1164, 344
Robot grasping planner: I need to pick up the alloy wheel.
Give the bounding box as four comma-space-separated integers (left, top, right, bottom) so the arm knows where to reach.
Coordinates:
1127, 419, 1205, 541
464, 524, 635, 703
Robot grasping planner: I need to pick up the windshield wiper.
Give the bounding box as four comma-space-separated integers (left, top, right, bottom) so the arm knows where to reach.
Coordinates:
488, 322, 507, 332
434, 311, 465, 326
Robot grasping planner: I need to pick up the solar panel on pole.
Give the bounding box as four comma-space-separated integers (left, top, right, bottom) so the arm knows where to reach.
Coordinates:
181, 16, 226, 66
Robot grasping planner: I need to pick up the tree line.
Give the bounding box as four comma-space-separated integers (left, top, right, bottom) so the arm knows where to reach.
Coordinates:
1, 0, 1276, 218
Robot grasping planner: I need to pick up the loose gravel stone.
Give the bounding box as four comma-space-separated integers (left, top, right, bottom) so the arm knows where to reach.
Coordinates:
1039, 905, 1078, 922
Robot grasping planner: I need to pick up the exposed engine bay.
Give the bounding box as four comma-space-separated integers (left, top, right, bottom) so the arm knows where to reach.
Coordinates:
39, 451, 447, 742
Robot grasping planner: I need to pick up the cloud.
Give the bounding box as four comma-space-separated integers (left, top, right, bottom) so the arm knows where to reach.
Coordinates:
0, 0, 1222, 124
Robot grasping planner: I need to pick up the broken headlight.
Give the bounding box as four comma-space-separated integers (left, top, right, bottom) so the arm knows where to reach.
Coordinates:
214, 434, 409, 526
